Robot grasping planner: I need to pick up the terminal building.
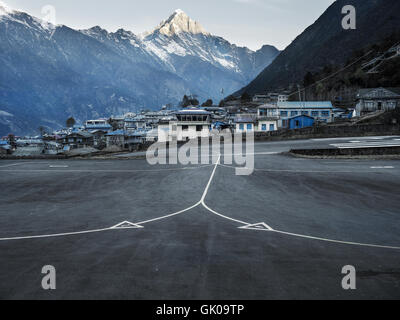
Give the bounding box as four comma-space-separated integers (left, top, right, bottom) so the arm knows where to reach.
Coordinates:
258, 101, 334, 128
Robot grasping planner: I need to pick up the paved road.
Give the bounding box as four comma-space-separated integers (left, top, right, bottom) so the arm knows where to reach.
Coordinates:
0, 136, 399, 299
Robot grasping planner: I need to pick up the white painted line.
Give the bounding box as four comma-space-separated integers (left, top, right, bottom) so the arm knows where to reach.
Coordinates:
0, 165, 214, 173
110, 221, 144, 229
337, 145, 400, 149
370, 166, 394, 169
49, 165, 69, 168
0, 227, 114, 241
202, 201, 249, 226
201, 156, 255, 226
271, 230, 400, 250
239, 223, 274, 231
135, 202, 201, 226
201, 155, 221, 203
218, 163, 381, 174
0, 162, 49, 168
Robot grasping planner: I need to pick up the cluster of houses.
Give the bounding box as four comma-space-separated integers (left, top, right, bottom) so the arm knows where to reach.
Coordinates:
1, 87, 399, 155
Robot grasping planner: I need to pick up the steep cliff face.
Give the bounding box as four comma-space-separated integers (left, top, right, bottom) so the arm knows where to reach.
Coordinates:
238, 0, 400, 95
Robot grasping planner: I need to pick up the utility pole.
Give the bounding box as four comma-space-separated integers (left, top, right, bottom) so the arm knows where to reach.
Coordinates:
297, 84, 304, 129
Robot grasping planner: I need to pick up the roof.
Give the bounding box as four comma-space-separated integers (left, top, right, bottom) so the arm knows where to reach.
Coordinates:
288, 115, 315, 120
277, 101, 333, 109
106, 130, 125, 136
176, 108, 211, 116
0, 140, 9, 145
85, 124, 112, 130
67, 131, 93, 138
357, 87, 400, 97
235, 117, 257, 123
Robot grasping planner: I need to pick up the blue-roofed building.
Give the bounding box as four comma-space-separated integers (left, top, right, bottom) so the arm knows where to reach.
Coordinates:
274, 101, 334, 128
0, 140, 11, 154
84, 119, 112, 132
288, 115, 315, 129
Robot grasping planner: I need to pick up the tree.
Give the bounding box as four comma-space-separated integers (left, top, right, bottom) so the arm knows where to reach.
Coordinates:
202, 99, 213, 107
38, 126, 47, 137
241, 92, 251, 102
66, 117, 76, 128
303, 72, 315, 87
180, 95, 191, 108
180, 95, 200, 108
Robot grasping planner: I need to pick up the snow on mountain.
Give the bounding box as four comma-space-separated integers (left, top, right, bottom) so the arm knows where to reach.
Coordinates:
0, 4, 280, 135
0, 0, 12, 15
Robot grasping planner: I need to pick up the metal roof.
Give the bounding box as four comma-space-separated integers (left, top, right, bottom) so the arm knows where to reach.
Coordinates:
176, 108, 211, 115
277, 101, 333, 109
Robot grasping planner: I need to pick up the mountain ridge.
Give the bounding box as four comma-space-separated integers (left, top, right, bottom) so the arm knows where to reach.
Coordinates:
236, 0, 400, 96
0, 5, 279, 135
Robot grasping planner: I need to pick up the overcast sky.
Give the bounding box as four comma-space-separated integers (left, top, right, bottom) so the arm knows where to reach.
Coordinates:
4, 0, 336, 50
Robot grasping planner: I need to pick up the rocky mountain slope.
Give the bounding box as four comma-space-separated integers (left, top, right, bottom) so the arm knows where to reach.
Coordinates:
0, 4, 279, 135
237, 0, 400, 96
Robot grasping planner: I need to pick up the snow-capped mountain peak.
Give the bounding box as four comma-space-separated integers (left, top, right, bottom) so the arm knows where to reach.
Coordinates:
0, 0, 13, 15
153, 9, 209, 37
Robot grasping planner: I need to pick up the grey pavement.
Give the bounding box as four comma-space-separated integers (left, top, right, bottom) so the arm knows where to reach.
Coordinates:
0, 136, 399, 299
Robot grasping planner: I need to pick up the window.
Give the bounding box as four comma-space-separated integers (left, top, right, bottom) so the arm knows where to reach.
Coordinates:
280, 111, 288, 117
321, 111, 330, 117
247, 124, 253, 130
311, 111, 319, 117
291, 111, 298, 117
182, 125, 189, 131
269, 124, 275, 131
239, 124, 244, 130
262, 124, 267, 131
196, 125, 203, 132
301, 111, 309, 115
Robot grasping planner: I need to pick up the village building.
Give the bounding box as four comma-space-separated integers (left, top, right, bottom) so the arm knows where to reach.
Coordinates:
173, 108, 212, 141
105, 130, 126, 149
59, 131, 94, 149
84, 119, 112, 132
288, 115, 315, 129
235, 110, 278, 133
355, 87, 400, 116
273, 101, 334, 128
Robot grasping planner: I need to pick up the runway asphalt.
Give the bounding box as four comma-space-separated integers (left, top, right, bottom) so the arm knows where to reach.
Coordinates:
0, 136, 399, 299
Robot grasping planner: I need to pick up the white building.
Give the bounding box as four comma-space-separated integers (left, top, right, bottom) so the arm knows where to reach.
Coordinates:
235, 112, 278, 133
175, 108, 211, 141
259, 101, 334, 128
157, 109, 211, 142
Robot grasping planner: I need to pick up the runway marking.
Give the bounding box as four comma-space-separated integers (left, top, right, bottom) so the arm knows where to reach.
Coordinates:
1, 157, 399, 250
239, 223, 274, 231
111, 221, 144, 229
271, 230, 400, 250
0, 227, 115, 241
0, 164, 214, 173
134, 202, 201, 226
370, 166, 394, 169
218, 163, 388, 174
0, 162, 49, 168
49, 165, 69, 168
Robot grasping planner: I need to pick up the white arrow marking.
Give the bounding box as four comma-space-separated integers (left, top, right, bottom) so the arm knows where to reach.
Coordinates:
238, 223, 274, 231
110, 221, 144, 229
